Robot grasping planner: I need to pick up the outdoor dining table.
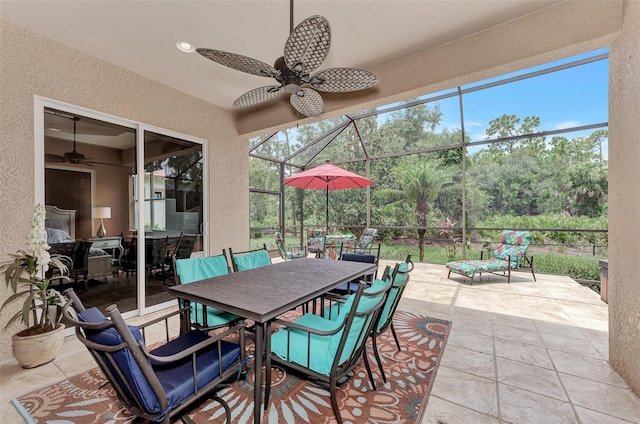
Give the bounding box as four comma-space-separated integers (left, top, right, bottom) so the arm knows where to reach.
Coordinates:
167, 257, 376, 424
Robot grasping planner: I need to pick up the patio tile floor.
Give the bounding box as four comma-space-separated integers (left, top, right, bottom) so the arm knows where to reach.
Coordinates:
1, 261, 639, 424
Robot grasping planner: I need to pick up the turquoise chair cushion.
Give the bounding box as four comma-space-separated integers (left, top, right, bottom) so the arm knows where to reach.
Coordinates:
377, 265, 410, 332
234, 250, 271, 271
271, 295, 354, 375
175, 255, 238, 326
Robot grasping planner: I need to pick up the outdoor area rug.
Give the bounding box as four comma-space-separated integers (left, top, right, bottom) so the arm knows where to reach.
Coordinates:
13, 311, 450, 424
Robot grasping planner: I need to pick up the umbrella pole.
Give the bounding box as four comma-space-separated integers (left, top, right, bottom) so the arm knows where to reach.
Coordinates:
326, 185, 329, 234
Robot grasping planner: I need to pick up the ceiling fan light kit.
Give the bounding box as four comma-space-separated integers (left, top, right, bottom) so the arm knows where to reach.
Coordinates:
196, 7, 378, 117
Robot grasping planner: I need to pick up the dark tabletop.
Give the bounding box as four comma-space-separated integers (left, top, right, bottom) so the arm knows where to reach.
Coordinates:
168, 258, 376, 322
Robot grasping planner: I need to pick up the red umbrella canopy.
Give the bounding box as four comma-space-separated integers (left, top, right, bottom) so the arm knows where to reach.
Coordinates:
283, 162, 374, 233
283, 162, 374, 190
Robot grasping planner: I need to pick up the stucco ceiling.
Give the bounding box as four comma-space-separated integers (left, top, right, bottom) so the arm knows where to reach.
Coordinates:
2, 0, 560, 119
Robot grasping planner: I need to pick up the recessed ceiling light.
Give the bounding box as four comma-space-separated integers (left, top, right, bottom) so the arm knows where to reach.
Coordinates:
47, 127, 60, 131
176, 42, 195, 53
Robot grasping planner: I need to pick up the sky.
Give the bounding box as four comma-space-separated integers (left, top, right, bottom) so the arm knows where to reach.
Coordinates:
433, 48, 609, 143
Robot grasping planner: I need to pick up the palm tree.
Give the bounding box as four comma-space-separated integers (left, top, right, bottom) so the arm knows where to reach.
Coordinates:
395, 161, 452, 261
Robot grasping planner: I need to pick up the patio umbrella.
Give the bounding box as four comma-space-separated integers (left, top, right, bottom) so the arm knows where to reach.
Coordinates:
283, 161, 374, 233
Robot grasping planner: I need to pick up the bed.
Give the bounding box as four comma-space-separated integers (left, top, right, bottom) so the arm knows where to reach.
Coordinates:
45, 205, 114, 279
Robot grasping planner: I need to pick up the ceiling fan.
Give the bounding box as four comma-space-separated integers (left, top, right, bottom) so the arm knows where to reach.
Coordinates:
45, 116, 109, 166
196, 0, 379, 117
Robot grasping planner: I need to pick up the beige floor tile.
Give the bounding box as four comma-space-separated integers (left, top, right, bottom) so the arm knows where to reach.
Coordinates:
535, 320, 587, 340
452, 307, 495, 324
548, 350, 627, 387
439, 345, 496, 380
422, 395, 500, 424
430, 366, 499, 417
592, 341, 609, 361
491, 313, 536, 331
494, 338, 554, 369
493, 323, 543, 346
1, 401, 27, 424
528, 308, 575, 325
54, 349, 96, 378
574, 405, 638, 424
496, 357, 567, 401
0, 361, 66, 403
559, 374, 640, 422
451, 315, 493, 337
446, 328, 494, 355
580, 327, 610, 345
499, 384, 579, 424
540, 333, 602, 359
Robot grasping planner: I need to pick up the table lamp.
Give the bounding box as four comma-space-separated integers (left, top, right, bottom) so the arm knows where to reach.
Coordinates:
93, 206, 111, 238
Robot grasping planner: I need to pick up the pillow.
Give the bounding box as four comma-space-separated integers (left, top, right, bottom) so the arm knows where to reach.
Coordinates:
45, 219, 69, 231
46, 228, 73, 244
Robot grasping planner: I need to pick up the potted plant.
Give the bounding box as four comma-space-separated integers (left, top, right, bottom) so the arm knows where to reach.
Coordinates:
1, 203, 70, 368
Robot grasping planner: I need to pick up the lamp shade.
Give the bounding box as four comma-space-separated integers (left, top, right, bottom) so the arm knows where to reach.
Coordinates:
93, 207, 111, 219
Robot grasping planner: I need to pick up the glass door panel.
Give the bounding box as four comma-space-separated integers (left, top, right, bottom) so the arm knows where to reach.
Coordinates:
43, 106, 139, 314
143, 130, 204, 309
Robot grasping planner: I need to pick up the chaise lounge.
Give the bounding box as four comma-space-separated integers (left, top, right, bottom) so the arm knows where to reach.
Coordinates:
446, 230, 536, 284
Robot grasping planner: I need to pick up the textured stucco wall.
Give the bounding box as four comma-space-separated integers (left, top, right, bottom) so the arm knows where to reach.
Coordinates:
608, 0, 640, 397
0, 17, 249, 363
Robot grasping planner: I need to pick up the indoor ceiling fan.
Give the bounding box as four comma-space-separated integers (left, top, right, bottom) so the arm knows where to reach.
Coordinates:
196, 0, 379, 117
45, 116, 108, 166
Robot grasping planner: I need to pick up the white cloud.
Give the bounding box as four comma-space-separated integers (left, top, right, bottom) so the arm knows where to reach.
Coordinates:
554, 120, 581, 130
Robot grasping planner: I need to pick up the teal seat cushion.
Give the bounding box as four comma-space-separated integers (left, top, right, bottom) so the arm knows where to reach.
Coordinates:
234, 250, 271, 271
175, 255, 239, 326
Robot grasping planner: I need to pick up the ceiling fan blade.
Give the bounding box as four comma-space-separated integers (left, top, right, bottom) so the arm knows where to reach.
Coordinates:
284, 15, 331, 74
196, 48, 278, 78
233, 86, 283, 108
310, 68, 379, 92
290, 88, 324, 117
45, 153, 67, 162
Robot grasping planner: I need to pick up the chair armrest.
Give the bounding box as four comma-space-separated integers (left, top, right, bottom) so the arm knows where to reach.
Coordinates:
272, 317, 345, 337
138, 306, 191, 343
140, 322, 245, 364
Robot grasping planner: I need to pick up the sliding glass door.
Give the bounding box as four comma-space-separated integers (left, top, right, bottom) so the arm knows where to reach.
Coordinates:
38, 99, 207, 315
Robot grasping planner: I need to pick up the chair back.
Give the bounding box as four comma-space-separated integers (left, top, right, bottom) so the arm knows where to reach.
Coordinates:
145, 237, 167, 269
174, 252, 237, 330
229, 244, 271, 272
274, 232, 288, 259
376, 255, 414, 335
121, 237, 137, 273
61, 290, 169, 419
306, 229, 326, 254
323, 237, 344, 260
175, 234, 197, 260
358, 228, 378, 251
174, 253, 230, 284
70, 240, 92, 276
329, 277, 390, 373
493, 231, 532, 267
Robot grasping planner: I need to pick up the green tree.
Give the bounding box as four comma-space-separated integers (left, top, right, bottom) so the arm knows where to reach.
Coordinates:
394, 160, 452, 261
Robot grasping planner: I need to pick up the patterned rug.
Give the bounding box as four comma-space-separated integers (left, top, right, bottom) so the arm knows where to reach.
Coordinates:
13, 311, 450, 424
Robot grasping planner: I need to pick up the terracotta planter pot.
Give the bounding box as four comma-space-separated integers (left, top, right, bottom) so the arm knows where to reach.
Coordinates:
12, 324, 65, 369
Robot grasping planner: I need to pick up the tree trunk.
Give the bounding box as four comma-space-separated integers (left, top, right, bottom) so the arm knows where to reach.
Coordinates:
418, 228, 426, 261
